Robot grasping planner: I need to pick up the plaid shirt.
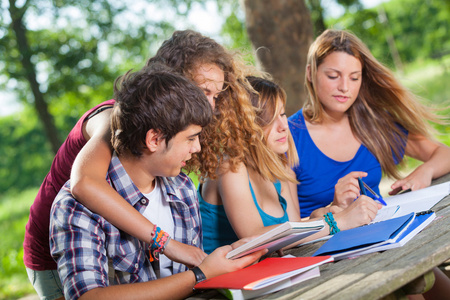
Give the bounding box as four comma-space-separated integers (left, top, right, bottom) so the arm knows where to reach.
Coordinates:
50, 153, 202, 300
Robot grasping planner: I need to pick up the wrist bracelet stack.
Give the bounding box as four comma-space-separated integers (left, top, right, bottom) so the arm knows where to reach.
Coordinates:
149, 225, 171, 262
323, 212, 340, 235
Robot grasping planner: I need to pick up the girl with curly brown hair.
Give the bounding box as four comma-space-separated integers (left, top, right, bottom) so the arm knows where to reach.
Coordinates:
199, 76, 380, 254
69, 29, 267, 261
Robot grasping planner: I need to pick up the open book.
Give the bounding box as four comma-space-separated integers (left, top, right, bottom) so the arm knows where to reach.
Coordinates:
226, 220, 324, 259
383, 181, 449, 218
194, 255, 333, 300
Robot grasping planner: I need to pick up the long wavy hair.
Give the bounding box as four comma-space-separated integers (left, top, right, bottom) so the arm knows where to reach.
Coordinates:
147, 30, 265, 180
246, 76, 299, 183
303, 29, 439, 179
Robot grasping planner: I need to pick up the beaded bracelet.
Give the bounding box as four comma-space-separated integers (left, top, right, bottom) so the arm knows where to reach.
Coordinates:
323, 212, 340, 235
149, 226, 171, 262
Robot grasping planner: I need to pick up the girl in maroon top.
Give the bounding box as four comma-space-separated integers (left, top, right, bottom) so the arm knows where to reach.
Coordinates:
24, 100, 114, 299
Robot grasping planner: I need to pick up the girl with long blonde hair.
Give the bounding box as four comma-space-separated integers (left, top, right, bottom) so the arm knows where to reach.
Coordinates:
199, 76, 380, 254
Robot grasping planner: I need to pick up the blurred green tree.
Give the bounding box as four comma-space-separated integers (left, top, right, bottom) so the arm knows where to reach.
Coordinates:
0, 0, 176, 193
307, 0, 362, 36
0, 0, 176, 154
1, 0, 449, 194
7, 0, 61, 153
330, 0, 450, 69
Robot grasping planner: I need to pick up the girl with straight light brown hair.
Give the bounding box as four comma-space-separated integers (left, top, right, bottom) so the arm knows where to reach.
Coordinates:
289, 29, 450, 299
289, 29, 450, 219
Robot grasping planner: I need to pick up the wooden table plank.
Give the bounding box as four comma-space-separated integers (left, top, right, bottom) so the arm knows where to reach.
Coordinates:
332, 228, 450, 299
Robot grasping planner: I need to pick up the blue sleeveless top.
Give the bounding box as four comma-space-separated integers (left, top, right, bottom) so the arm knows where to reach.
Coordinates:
288, 109, 407, 218
199, 180, 289, 254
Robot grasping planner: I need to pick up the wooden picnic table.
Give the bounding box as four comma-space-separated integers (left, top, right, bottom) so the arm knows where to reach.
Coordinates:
190, 173, 450, 300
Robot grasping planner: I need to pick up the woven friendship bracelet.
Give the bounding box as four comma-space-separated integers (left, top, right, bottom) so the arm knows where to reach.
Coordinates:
323, 212, 340, 235
149, 226, 171, 262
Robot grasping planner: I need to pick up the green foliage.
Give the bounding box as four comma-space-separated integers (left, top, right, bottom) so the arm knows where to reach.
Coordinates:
1, 0, 179, 150
0, 2, 449, 297
384, 0, 449, 63
0, 109, 53, 195
401, 56, 450, 146
0, 0, 183, 195
330, 0, 450, 68
0, 188, 37, 299
221, 10, 251, 50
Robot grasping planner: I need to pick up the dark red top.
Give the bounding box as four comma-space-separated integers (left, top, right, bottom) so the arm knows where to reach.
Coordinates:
23, 99, 115, 270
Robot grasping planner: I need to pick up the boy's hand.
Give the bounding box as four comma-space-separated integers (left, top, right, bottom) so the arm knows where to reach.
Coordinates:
199, 241, 267, 280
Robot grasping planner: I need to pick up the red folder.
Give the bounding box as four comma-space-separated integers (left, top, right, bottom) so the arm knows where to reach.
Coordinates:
194, 256, 333, 291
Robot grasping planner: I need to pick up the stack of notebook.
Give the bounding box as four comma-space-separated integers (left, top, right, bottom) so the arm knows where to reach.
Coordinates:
313, 210, 436, 260
194, 255, 333, 300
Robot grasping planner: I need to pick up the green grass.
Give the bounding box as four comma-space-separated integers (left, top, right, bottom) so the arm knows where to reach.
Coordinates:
377, 57, 450, 195
1, 60, 449, 299
0, 188, 37, 300
399, 56, 450, 173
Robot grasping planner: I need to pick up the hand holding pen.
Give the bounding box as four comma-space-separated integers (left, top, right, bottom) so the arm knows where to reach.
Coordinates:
333, 171, 370, 208
357, 177, 387, 206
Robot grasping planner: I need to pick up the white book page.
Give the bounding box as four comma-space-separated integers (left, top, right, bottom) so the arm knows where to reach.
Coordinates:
371, 205, 400, 223
385, 181, 449, 218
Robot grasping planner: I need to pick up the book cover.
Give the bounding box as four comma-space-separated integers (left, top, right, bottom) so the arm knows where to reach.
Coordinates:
218, 267, 320, 300
354, 211, 435, 256
194, 256, 333, 291
226, 220, 324, 259
313, 212, 415, 258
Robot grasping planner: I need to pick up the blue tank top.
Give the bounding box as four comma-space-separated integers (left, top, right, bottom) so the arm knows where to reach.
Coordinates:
288, 109, 406, 218
199, 180, 289, 254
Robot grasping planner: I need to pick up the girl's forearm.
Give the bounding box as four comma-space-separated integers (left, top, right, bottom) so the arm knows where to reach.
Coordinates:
72, 176, 154, 243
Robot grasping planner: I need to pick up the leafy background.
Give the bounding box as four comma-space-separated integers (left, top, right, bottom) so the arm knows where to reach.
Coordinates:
0, 0, 449, 298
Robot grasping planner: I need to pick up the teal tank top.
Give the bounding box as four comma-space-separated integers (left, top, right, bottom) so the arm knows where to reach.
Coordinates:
199, 180, 289, 254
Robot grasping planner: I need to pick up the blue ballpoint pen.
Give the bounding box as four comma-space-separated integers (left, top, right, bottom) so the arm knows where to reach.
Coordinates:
357, 177, 387, 206
357, 177, 367, 196
363, 181, 387, 206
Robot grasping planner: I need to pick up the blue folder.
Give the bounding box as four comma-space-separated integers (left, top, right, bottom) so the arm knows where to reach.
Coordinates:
313, 212, 416, 257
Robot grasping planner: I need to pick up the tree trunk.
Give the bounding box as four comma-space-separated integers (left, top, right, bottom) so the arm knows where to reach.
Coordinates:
9, 0, 61, 154
242, 0, 314, 116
